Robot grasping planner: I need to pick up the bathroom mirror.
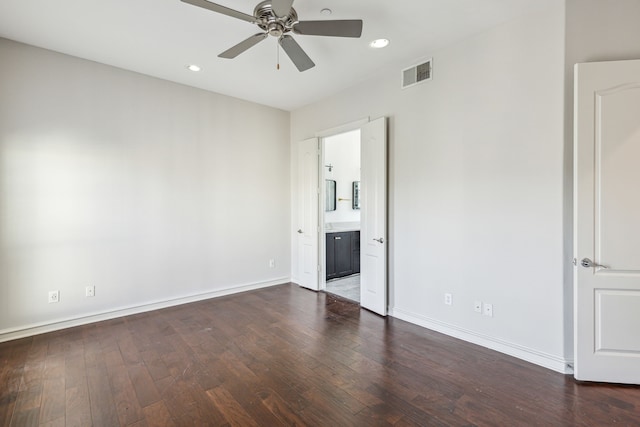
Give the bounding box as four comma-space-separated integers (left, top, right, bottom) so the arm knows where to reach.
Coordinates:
326, 180, 336, 211
352, 181, 360, 210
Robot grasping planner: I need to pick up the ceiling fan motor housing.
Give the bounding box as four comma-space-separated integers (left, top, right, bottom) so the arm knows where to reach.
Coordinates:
254, 1, 298, 37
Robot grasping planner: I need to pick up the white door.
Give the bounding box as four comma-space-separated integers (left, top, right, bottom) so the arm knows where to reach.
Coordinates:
575, 59, 640, 384
360, 117, 387, 315
297, 138, 320, 290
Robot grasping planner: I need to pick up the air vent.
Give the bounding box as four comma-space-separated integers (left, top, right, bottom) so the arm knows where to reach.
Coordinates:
402, 58, 432, 89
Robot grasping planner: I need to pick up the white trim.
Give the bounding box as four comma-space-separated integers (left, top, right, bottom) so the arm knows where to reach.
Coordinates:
319, 139, 327, 291
315, 118, 369, 138
390, 306, 573, 375
0, 277, 289, 343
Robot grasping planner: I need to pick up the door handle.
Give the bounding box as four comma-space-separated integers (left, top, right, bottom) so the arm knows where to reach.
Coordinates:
580, 258, 608, 269
335, 236, 342, 240
373, 237, 384, 244
297, 229, 303, 234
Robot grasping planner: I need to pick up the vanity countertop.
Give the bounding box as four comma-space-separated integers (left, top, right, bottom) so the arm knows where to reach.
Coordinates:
325, 222, 360, 233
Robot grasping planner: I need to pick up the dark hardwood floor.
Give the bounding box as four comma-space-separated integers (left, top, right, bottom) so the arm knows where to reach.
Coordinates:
1, 283, 639, 426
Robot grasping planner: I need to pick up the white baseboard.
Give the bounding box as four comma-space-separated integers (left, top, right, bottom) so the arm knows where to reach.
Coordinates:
0, 278, 290, 343
390, 306, 573, 375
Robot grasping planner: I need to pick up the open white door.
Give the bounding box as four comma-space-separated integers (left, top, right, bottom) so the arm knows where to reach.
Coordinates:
360, 117, 387, 315
575, 59, 640, 384
297, 138, 320, 290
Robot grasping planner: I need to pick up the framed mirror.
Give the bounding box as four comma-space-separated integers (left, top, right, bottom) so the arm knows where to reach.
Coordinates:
352, 181, 360, 210
326, 180, 336, 211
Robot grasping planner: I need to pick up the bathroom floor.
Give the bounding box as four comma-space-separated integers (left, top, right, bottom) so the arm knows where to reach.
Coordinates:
326, 274, 360, 303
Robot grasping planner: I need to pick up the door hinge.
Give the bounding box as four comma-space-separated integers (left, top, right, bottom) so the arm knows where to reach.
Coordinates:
572, 258, 577, 266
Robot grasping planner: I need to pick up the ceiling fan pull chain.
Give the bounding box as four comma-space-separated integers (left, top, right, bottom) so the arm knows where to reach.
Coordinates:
277, 42, 280, 70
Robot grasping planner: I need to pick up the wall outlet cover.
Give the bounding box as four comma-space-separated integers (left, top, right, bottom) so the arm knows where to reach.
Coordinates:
483, 303, 493, 317
444, 293, 452, 305
48, 290, 60, 303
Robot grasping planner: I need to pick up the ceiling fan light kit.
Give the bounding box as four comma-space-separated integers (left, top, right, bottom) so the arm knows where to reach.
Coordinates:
180, 0, 363, 72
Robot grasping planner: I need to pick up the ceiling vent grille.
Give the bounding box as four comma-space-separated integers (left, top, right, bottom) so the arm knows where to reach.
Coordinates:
402, 58, 432, 89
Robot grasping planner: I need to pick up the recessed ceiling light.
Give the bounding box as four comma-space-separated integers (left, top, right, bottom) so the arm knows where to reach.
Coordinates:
320, 8, 332, 15
186, 64, 201, 72
369, 39, 390, 49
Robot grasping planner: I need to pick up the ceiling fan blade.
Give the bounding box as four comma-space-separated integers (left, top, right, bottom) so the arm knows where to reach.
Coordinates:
293, 20, 363, 38
181, 0, 256, 23
279, 35, 315, 72
219, 33, 268, 59
272, 0, 294, 18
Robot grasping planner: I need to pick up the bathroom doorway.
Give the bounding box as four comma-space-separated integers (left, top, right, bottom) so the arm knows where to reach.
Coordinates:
322, 129, 361, 302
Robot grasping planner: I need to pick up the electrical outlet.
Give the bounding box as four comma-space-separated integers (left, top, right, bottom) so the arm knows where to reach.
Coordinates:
86, 285, 95, 297
269, 259, 275, 268
483, 303, 493, 317
48, 290, 60, 304
444, 293, 452, 306
474, 301, 482, 313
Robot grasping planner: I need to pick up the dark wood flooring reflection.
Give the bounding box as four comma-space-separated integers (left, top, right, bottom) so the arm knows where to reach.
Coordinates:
1, 283, 639, 426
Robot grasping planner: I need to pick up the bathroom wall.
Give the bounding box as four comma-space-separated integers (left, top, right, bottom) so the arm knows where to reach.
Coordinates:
324, 130, 361, 224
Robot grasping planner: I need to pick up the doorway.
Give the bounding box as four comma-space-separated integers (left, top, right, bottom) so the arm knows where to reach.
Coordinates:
322, 130, 361, 302
296, 117, 387, 315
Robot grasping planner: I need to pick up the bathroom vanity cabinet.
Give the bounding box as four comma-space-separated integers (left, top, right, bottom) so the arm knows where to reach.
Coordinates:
326, 231, 360, 280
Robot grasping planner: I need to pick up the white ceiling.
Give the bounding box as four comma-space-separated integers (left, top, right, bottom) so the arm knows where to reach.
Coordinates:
0, 0, 554, 111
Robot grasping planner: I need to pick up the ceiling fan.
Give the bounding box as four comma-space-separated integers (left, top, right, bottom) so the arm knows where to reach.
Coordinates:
181, 0, 363, 72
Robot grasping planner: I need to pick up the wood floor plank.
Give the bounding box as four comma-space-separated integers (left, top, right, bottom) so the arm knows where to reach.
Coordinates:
8, 407, 39, 427
38, 378, 65, 424
257, 388, 308, 426
12, 385, 42, 420
221, 380, 283, 426
142, 401, 175, 427
18, 357, 45, 392
65, 382, 91, 427
101, 344, 144, 425
0, 283, 639, 426
118, 338, 142, 367
155, 377, 193, 421
39, 415, 65, 427
139, 349, 171, 382
0, 395, 17, 427
86, 363, 119, 426
185, 383, 228, 426
0, 356, 25, 427
206, 385, 259, 426
128, 365, 161, 408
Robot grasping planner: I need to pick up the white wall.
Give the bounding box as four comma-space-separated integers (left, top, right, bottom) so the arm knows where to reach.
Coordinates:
324, 130, 361, 224
0, 38, 291, 339
292, 5, 569, 371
